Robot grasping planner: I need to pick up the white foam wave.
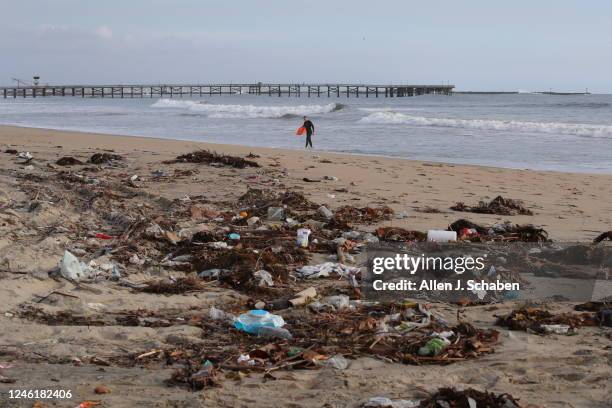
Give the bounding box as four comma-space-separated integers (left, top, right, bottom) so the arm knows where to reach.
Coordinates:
358, 107, 423, 112
152, 99, 340, 118
359, 111, 612, 138
151, 99, 197, 109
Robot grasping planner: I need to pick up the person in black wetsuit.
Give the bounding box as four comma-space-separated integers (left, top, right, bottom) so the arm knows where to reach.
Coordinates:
303, 116, 314, 148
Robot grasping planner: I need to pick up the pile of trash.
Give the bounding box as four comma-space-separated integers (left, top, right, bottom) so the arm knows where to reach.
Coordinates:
451, 195, 533, 216
157, 307, 334, 389
495, 307, 598, 335
89, 152, 123, 164
284, 302, 500, 365
417, 387, 523, 408
574, 302, 612, 327
157, 301, 501, 390
192, 242, 310, 292
375, 227, 427, 242
51, 152, 125, 167
370, 220, 548, 243
363, 386, 525, 408
449, 219, 548, 242
296, 262, 360, 280
163, 338, 348, 390
164, 149, 260, 168
58, 250, 121, 282
333, 205, 395, 225
237, 189, 319, 217
167, 360, 220, 390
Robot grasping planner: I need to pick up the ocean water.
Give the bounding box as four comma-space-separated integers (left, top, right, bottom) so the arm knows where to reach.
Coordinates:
1, 93, 611, 173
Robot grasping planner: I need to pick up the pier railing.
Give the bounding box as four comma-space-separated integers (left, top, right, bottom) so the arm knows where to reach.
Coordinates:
0, 83, 454, 98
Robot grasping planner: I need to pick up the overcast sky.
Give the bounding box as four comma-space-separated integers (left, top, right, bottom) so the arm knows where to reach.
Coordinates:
1, 0, 610, 92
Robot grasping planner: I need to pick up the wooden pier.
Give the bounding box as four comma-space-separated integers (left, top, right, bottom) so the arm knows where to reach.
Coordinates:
0, 83, 454, 98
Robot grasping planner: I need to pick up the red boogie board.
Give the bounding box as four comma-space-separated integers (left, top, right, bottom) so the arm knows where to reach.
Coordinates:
296, 126, 306, 136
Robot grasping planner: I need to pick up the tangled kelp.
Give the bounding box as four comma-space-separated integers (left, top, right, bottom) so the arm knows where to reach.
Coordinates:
238, 189, 318, 216
138, 277, 205, 295
333, 205, 394, 224
162, 302, 500, 391
56, 156, 84, 166
495, 307, 596, 334
418, 387, 522, 408
375, 227, 427, 242
89, 152, 124, 164
593, 231, 612, 243
165, 150, 260, 168
451, 195, 533, 216
449, 219, 548, 242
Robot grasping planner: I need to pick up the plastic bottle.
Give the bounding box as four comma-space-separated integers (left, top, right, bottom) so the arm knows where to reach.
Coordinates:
296, 228, 311, 248
318, 205, 334, 219
418, 338, 448, 356
267, 207, 284, 221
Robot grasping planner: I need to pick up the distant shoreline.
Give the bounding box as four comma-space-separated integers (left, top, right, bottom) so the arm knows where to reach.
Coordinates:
454, 91, 591, 95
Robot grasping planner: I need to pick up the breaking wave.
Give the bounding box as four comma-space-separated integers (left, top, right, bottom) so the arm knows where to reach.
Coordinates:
152, 99, 343, 118
358, 107, 424, 112
358, 111, 612, 138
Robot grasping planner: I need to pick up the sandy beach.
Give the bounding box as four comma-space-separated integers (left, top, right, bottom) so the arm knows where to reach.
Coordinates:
2, 125, 612, 240
0, 125, 610, 408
